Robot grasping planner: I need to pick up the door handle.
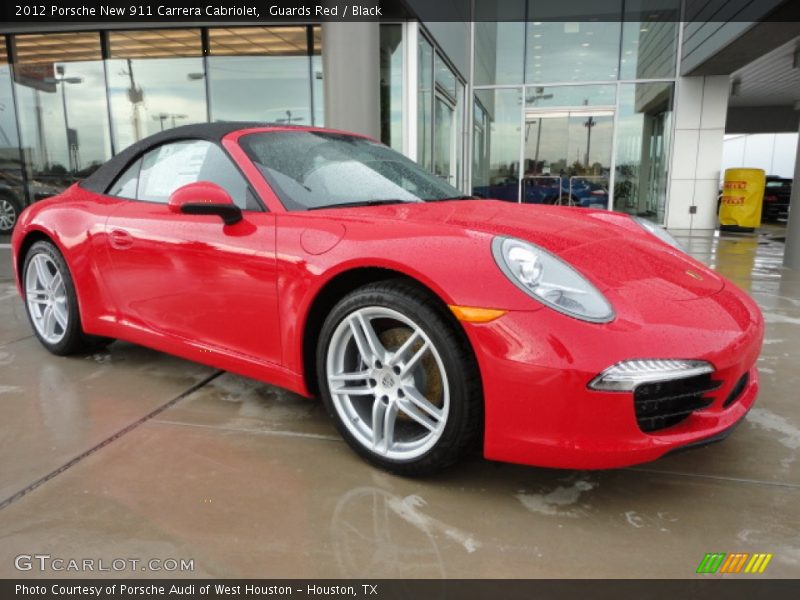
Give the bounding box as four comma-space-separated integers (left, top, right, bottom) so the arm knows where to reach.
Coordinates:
109, 228, 134, 250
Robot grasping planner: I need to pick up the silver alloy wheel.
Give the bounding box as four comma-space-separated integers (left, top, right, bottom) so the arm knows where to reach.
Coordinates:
25, 253, 69, 344
326, 306, 450, 461
0, 199, 17, 231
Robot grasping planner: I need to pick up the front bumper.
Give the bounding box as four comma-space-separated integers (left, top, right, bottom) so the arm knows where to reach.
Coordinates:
464, 283, 764, 469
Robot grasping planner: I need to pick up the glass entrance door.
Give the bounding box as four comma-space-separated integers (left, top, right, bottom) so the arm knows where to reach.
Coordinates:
523, 109, 613, 208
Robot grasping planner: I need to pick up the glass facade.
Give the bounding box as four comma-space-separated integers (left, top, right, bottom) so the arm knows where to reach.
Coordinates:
1, 15, 681, 234
208, 27, 319, 125
614, 82, 673, 222
474, 22, 525, 86
472, 88, 522, 201
379, 25, 403, 151
526, 21, 621, 84
418, 35, 466, 190
107, 29, 206, 150
417, 37, 433, 172
0, 25, 323, 230
13, 33, 112, 201
471, 3, 680, 223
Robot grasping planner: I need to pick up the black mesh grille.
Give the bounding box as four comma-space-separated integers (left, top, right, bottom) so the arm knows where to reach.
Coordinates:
634, 373, 722, 433
723, 373, 749, 408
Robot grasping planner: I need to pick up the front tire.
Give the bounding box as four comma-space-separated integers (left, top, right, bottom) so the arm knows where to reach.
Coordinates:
23, 240, 112, 355
317, 280, 482, 476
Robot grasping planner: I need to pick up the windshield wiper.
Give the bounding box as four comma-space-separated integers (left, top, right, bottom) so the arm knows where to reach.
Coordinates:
427, 195, 482, 202
308, 199, 417, 210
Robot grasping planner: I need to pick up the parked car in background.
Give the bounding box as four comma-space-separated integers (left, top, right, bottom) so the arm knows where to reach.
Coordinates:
0, 185, 22, 234
474, 177, 609, 208
762, 176, 792, 222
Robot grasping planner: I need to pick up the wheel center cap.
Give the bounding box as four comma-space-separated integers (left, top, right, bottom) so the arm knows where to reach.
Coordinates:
381, 373, 396, 388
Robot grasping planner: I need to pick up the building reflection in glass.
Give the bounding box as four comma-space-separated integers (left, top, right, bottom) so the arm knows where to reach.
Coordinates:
12, 32, 112, 200
380, 25, 403, 151
107, 29, 207, 151
207, 27, 319, 125
472, 88, 522, 202
614, 82, 674, 222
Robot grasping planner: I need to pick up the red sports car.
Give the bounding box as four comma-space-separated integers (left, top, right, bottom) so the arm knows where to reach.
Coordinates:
11, 123, 764, 475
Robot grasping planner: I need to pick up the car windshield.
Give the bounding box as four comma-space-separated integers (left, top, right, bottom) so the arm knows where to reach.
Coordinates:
239, 131, 467, 211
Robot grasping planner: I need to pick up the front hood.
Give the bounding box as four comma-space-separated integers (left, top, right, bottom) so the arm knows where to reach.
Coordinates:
337, 200, 724, 302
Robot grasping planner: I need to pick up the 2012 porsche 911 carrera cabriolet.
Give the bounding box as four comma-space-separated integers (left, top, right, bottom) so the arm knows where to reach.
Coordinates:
11, 123, 764, 475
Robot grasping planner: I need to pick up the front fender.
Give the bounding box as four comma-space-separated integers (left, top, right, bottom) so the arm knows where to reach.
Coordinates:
275, 213, 542, 383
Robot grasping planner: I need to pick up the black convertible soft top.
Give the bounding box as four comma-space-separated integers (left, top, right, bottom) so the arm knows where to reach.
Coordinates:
80, 122, 300, 194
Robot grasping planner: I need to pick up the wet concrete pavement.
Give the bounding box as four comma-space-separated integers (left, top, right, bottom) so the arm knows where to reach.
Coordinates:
0, 226, 798, 578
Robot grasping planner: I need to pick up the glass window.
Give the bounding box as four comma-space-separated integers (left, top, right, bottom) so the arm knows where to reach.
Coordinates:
417, 37, 433, 171
614, 82, 674, 224
434, 54, 457, 99
472, 88, 522, 202
432, 56, 463, 189
472, 100, 488, 194
525, 84, 616, 109
525, 21, 622, 83
107, 30, 207, 151
12, 32, 112, 202
108, 158, 141, 199
208, 27, 314, 125
240, 131, 465, 212
137, 140, 251, 208
474, 22, 525, 86
0, 41, 26, 234
434, 96, 454, 182
379, 25, 403, 151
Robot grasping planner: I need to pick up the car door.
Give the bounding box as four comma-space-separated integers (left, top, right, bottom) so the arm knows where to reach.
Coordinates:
101, 139, 281, 365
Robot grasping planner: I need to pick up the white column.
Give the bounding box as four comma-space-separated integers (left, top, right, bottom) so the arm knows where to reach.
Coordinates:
666, 75, 729, 230
782, 117, 800, 269
321, 22, 381, 139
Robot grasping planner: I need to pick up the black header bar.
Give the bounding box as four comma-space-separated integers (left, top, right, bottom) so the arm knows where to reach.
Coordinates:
1, 0, 799, 27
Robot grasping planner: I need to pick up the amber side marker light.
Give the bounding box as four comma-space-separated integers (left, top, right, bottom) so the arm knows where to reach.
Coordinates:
448, 305, 506, 323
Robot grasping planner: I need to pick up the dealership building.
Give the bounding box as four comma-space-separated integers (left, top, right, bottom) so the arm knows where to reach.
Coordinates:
1, 1, 799, 237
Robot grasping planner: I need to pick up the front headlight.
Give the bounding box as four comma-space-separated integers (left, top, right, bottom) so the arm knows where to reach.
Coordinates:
492, 236, 614, 323
631, 216, 683, 251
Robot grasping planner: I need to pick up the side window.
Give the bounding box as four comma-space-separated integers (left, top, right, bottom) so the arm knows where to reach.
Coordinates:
107, 158, 142, 199
136, 140, 257, 209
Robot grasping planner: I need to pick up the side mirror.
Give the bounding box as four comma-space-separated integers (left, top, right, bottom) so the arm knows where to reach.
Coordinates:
168, 181, 242, 226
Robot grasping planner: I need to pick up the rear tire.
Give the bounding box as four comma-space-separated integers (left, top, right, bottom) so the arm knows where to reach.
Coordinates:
23, 240, 113, 355
316, 280, 482, 476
